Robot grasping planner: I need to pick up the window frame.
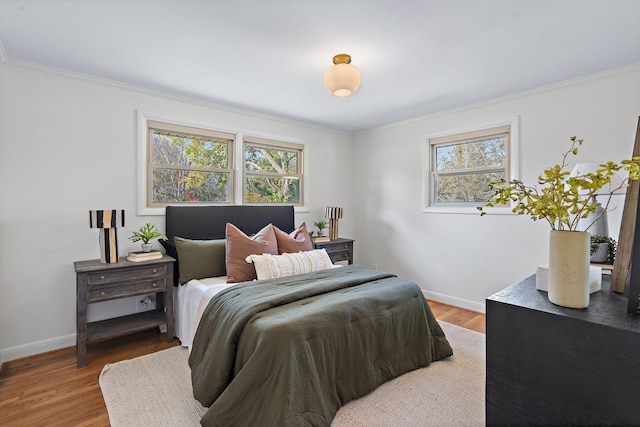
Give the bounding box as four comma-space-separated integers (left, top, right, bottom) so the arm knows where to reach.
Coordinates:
137, 112, 309, 215
422, 117, 519, 214
242, 136, 305, 206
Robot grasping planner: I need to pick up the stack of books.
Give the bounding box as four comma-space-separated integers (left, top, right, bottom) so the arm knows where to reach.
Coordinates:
127, 250, 163, 262
313, 236, 330, 243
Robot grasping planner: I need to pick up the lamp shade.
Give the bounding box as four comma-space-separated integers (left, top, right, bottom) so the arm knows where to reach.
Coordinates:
570, 162, 627, 196
89, 209, 125, 228
323, 54, 361, 97
325, 206, 344, 219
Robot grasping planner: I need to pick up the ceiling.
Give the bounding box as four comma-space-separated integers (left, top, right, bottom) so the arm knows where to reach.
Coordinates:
1, 1, 639, 133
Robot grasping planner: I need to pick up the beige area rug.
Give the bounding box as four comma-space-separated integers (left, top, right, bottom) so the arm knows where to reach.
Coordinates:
99, 322, 485, 427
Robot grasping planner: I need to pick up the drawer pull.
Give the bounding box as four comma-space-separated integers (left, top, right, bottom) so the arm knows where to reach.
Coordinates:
100, 275, 105, 280
152, 269, 157, 273
100, 291, 106, 296
152, 283, 158, 287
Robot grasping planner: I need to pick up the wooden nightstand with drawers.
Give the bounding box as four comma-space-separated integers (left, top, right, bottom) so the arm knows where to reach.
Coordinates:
314, 238, 354, 264
74, 255, 175, 367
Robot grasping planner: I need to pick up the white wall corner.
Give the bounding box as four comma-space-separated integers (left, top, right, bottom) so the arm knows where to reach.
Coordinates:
0, 40, 7, 62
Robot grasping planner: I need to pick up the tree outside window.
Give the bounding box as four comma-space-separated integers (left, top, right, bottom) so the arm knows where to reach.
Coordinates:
243, 138, 303, 205
147, 121, 234, 206
429, 126, 509, 206
144, 120, 306, 209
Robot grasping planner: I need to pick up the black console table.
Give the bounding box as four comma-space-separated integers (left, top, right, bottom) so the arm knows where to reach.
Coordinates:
486, 274, 640, 426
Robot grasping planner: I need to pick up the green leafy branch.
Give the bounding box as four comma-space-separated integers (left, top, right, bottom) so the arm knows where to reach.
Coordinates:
478, 136, 640, 231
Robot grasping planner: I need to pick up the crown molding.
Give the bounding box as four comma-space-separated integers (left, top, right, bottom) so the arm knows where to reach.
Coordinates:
357, 63, 640, 136
1, 55, 351, 137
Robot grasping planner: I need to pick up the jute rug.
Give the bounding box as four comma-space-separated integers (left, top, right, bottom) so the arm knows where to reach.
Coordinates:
99, 322, 485, 426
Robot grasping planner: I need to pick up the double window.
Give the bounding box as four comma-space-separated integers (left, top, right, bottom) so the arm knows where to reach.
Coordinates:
143, 118, 304, 211
426, 122, 516, 211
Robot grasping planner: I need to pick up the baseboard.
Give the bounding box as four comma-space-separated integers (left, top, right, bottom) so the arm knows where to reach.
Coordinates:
0, 333, 75, 364
422, 290, 486, 314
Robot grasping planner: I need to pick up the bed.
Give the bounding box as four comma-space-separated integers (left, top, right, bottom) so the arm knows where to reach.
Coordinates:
162, 205, 453, 427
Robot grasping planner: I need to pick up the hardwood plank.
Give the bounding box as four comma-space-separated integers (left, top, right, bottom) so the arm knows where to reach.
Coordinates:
0, 302, 484, 426
427, 300, 486, 334
0, 330, 178, 427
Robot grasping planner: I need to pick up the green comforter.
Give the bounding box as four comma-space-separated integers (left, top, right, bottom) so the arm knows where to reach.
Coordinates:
189, 265, 453, 427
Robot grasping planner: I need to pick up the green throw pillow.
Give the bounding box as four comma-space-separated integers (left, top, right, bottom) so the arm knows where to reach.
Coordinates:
174, 236, 226, 284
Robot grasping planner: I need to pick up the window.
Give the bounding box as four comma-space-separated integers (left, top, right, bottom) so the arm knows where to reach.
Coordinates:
138, 113, 308, 214
147, 121, 234, 207
243, 137, 304, 205
426, 123, 514, 211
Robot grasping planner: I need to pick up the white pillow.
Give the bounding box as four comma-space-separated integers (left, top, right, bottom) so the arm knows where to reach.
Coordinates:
245, 249, 333, 280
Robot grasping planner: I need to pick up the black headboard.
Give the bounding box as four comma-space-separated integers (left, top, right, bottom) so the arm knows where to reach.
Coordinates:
165, 205, 295, 241
162, 205, 295, 285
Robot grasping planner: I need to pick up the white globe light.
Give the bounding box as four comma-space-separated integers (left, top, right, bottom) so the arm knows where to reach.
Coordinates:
323, 54, 361, 97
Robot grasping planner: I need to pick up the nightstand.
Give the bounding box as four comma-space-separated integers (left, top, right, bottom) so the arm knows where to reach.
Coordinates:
74, 255, 175, 367
314, 238, 354, 264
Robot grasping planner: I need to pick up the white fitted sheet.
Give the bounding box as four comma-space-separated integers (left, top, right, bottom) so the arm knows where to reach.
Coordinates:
174, 276, 234, 348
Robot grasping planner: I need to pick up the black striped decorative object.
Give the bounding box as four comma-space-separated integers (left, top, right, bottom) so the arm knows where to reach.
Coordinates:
89, 210, 125, 263
325, 206, 343, 241
89, 209, 125, 229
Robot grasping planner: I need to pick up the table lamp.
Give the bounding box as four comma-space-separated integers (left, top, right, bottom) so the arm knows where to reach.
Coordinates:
325, 206, 343, 241
571, 162, 626, 236
89, 209, 125, 263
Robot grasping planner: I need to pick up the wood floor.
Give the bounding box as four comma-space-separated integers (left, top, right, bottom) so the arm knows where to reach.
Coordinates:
0, 300, 484, 427
428, 300, 486, 334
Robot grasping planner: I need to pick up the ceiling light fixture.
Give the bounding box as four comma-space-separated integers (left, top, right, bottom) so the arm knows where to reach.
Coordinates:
323, 54, 361, 97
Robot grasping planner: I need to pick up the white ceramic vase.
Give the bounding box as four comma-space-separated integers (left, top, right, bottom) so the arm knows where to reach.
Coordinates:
141, 243, 153, 252
548, 230, 590, 308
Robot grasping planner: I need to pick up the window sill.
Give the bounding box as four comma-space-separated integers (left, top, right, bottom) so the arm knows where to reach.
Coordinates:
422, 205, 514, 215
138, 204, 310, 216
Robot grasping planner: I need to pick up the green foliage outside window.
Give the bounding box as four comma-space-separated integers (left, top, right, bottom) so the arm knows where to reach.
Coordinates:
147, 122, 304, 206
244, 143, 302, 204
151, 132, 231, 204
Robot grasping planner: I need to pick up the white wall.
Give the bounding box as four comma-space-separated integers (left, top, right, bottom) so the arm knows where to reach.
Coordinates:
0, 60, 354, 362
351, 65, 640, 312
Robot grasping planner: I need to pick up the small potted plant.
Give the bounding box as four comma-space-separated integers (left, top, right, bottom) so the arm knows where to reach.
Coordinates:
590, 235, 617, 265
129, 223, 166, 252
314, 220, 328, 237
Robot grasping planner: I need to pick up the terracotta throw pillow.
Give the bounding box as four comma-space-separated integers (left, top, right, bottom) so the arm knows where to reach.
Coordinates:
274, 222, 314, 254
225, 223, 278, 283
